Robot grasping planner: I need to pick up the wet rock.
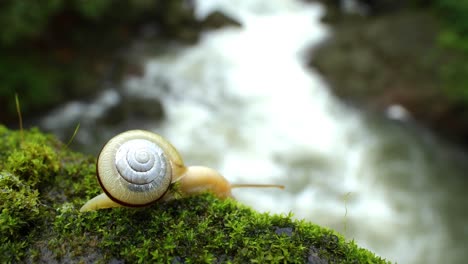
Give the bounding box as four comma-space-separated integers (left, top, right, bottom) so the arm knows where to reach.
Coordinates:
201, 11, 242, 30
274, 226, 293, 236
309, 6, 468, 148
115, 95, 165, 125
314, 0, 409, 16
307, 247, 328, 264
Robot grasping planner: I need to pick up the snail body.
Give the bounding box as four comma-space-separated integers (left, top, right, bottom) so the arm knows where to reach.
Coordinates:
80, 130, 284, 212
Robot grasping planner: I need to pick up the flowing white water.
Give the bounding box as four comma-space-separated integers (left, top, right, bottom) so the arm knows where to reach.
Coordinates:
124, 1, 468, 263
41, 0, 468, 263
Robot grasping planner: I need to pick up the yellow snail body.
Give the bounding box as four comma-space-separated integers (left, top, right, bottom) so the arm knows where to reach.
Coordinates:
80, 130, 284, 212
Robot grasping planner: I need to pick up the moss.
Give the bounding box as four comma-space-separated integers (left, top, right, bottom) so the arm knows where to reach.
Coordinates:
0, 125, 389, 263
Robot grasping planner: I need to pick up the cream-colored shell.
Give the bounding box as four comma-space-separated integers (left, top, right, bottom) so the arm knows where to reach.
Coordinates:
80, 130, 285, 212
97, 130, 186, 207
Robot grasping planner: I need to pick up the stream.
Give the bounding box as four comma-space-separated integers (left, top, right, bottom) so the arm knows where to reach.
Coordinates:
41, 0, 468, 263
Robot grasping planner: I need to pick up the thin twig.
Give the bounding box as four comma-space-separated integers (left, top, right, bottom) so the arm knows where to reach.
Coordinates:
15, 93, 24, 144
66, 123, 81, 148
343, 192, 352, 237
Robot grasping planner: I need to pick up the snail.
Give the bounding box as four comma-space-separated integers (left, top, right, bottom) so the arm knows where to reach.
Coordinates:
80, 130, 284, 212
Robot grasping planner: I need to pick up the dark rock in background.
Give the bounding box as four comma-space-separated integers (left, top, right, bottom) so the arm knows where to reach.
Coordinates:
309, 0, 468, 148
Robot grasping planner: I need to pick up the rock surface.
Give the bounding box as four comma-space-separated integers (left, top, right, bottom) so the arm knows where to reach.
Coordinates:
310, 1, 468, 147
0, 125, 388, 263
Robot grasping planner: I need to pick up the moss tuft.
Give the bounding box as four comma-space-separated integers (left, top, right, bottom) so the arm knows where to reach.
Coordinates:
0, 172, 40, 261
0, 125, 390, 263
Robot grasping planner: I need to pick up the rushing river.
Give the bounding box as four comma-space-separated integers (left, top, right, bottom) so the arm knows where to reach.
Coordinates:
41, 0, 468, 263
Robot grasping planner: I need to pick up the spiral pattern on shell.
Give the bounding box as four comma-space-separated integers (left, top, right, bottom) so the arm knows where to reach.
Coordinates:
115, 139, 168, 186
96, 130, 186, 207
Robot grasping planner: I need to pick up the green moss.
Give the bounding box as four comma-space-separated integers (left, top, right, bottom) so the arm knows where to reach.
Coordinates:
0, 125, 389, 263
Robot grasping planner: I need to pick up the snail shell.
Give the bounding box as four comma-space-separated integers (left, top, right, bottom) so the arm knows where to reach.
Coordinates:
96, 130, 185, 207
80, 130, 284, 212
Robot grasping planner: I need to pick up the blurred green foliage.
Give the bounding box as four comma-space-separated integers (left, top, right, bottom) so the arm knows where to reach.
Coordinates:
0, 0, 197, 124
435, 0, 468, 49
432, 0, 468, 102
0, 55, 62, 114
0, 0, 157, 45
0, 0, 61, 45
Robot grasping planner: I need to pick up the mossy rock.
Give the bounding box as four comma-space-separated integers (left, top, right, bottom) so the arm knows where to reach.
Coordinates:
0, 125, 389, 263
